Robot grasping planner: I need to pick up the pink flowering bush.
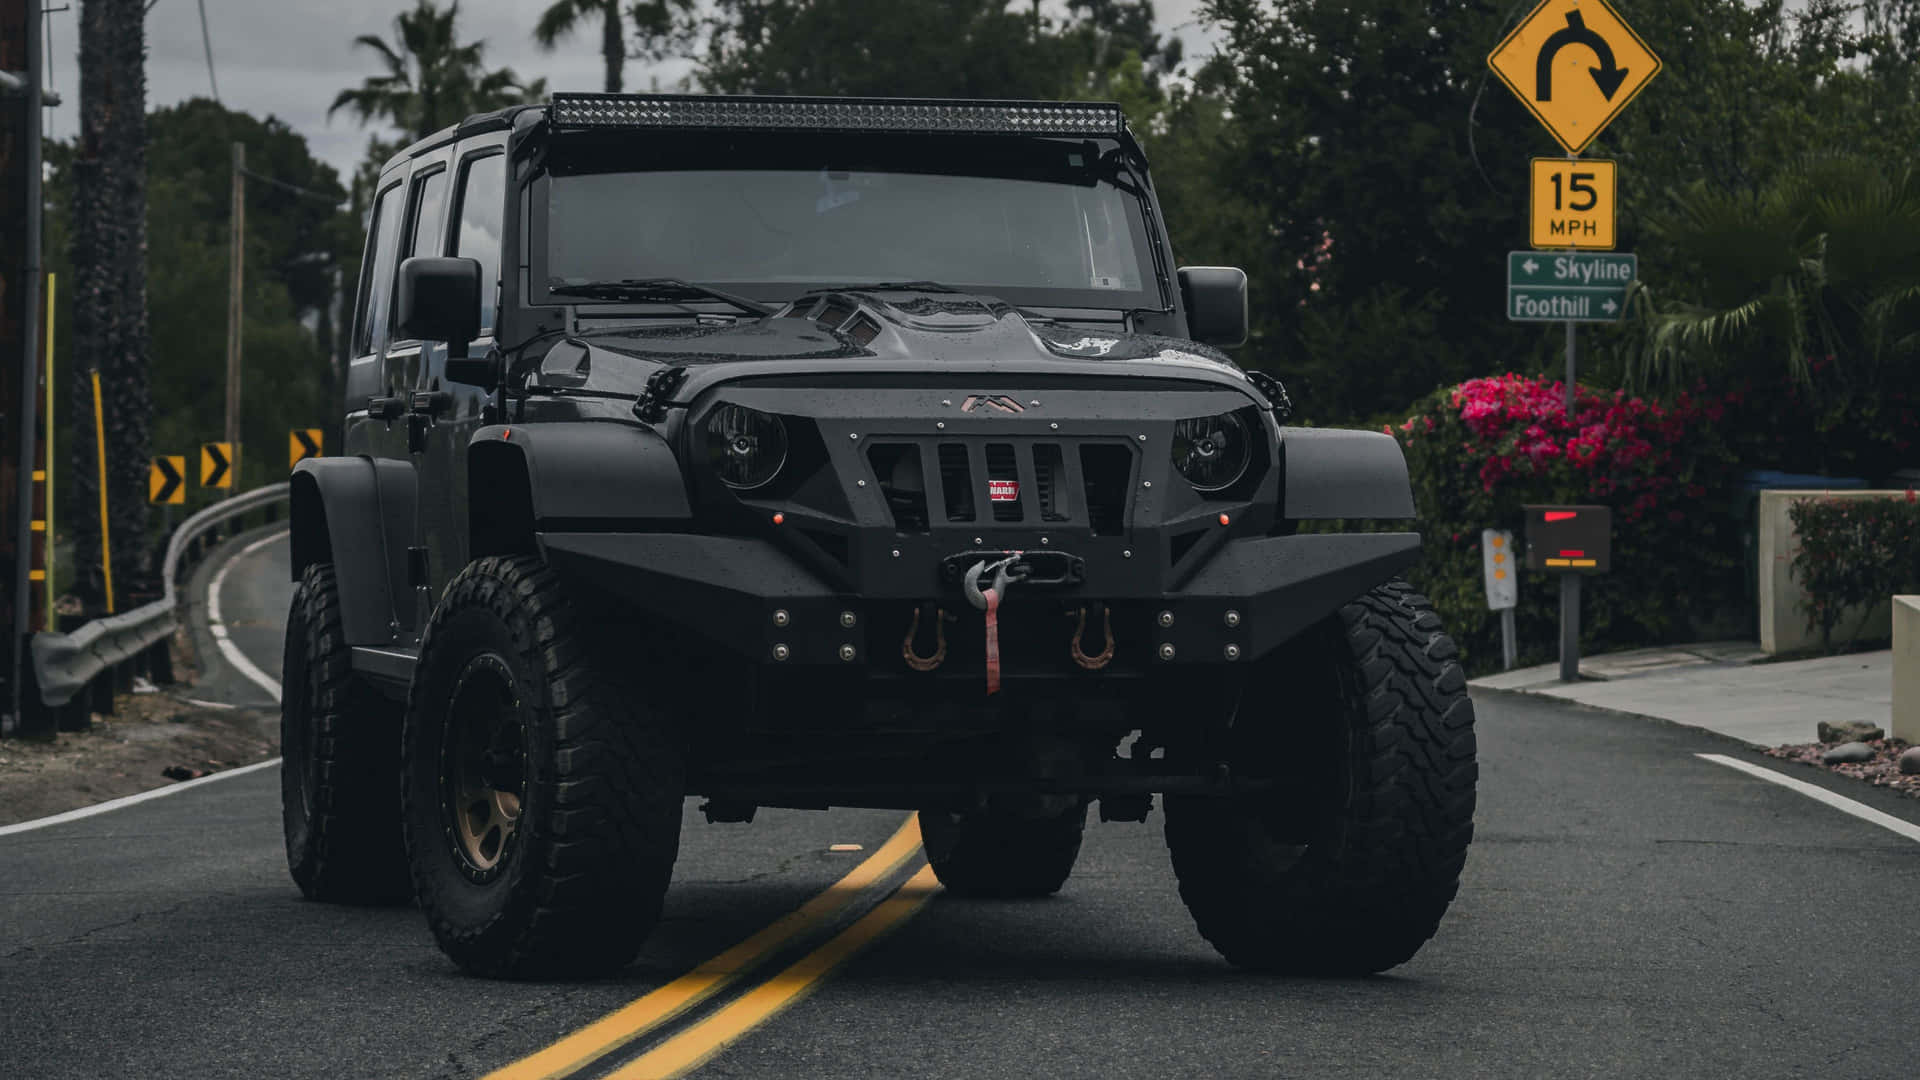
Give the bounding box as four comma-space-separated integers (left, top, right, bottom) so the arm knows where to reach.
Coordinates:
1380, 374, 1742, 672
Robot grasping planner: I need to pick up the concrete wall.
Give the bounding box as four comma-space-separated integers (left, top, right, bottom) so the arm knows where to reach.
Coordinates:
1896, 597, 1919, 743
1758, 490, 1903, 655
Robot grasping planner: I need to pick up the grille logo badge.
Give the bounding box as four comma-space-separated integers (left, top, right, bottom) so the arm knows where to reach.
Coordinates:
961, 395, 1026, 414
988, 479, 1020, 502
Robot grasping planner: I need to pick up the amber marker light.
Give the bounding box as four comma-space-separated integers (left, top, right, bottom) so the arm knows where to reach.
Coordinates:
501, 428, 511, 440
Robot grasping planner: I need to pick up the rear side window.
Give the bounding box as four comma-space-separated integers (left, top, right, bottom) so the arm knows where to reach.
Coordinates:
452, 153, 506, 337
405, 168, 450, 260
353, 182, 404, 357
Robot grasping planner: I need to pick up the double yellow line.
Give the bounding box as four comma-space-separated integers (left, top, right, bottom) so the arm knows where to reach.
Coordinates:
484, 816, 936, 1080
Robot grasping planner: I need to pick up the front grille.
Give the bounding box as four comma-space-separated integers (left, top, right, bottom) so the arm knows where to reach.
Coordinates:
938, 443, 975, 523
985, 443, 1021, 522
868, 438, 1133, 533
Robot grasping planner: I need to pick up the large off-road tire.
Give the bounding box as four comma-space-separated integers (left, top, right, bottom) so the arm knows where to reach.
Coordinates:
1165, 580, 1477, 974
919, 802, 1087, 898
281, 562, 411, 904
401, 555, 684, 979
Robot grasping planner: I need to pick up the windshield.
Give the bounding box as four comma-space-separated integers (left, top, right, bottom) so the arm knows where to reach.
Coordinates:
539, 136, 1160, 311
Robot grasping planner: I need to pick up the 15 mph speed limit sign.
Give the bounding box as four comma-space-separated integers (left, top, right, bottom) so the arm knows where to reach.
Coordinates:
1531, 158, 1616, 250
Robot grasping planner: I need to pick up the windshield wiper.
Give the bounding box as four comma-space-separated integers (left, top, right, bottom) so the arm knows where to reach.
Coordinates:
803, 280, 964, 295
548, 278, 774, 317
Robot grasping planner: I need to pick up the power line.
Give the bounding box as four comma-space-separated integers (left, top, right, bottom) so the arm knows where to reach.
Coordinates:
240, 167, 344, 206
195, 0, 219, 102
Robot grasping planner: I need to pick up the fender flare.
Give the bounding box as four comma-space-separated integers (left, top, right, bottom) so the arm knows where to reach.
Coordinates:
1280, 428, 1417, 521
470, 422, 691, 528
290, 457, 418, 645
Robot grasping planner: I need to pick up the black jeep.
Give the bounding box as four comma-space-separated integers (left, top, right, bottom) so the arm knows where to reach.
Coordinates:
281, 93, 1477, 979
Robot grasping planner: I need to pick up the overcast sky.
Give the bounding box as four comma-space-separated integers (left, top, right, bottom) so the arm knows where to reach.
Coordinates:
42, 0, 1221, 188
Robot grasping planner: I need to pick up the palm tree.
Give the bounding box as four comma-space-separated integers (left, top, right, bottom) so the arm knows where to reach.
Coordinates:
535, 0, 626, 93
331, 0, 541, 142
69, 0, 155, 607
1629, 156, 1920, 393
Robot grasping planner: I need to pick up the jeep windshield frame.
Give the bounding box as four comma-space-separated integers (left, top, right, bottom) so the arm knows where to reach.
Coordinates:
527, 131, 1171, 314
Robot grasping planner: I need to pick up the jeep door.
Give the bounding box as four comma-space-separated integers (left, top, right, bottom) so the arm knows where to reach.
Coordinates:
412, 136, 508, 605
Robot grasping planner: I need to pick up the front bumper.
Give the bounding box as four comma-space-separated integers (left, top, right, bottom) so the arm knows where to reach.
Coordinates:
540, 529, 1420, 674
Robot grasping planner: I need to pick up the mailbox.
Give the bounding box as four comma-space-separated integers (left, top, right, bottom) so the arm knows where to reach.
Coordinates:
1523, 505, 1612, 574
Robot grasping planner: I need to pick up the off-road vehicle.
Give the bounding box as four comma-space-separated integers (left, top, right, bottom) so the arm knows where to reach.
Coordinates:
281, 93, 1477, 979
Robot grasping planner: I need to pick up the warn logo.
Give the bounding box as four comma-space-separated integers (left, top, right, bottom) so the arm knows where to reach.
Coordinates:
988, 479, 1020, 502
960, 395, 1026, 414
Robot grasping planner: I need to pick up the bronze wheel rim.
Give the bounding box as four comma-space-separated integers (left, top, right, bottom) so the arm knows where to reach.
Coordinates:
442, 654, 527, 881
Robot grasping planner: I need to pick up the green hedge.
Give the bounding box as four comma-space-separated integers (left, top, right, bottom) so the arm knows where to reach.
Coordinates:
1377, 374, 1744, 674
1788, 494, 1920, 649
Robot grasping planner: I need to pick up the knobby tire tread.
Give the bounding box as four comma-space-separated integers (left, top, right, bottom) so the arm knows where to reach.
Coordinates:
1166, 579, 1477, 974
282, 563, 410, 904
403, 555, 683, 979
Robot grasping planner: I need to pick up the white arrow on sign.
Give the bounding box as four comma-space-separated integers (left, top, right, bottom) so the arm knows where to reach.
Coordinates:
1603, 299, 1619, 314
1523, 257, 1540, 275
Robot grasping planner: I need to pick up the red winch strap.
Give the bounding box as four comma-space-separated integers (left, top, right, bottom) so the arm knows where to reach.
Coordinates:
983, 588, 1002, 695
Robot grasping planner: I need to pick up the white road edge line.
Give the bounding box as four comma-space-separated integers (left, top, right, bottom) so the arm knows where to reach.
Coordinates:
0, 759, 281, 837
207, 530, 288, 705
0, 529, 290, 839
1697, 753, 1920, 844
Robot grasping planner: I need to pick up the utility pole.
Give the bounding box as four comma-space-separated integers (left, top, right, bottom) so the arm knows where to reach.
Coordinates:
225, 140, 243, 493
4, 0, 47, 728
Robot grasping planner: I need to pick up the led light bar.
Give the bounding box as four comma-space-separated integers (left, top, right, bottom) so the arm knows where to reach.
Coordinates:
549, 93, 1125, 138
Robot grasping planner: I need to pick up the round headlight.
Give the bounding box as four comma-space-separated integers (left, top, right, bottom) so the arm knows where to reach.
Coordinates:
706, 404, 788, 491
1172, 411, 1251, 493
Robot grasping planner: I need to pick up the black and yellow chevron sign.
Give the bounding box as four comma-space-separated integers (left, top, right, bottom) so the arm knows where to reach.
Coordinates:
201, 442, 233, 489
290, 428, 323, 469
149, 456, 186, 504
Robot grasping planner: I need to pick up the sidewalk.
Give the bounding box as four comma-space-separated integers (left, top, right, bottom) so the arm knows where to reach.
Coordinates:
1469, 642, 1894, 747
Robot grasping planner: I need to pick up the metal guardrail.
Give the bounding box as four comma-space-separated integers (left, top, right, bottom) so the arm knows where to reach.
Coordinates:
27, 483, 290, 712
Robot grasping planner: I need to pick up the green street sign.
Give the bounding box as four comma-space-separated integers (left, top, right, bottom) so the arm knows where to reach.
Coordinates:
1507, 251, 1637, 323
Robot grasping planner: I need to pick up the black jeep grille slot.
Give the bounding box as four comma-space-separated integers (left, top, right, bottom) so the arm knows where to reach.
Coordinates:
1080, 444, 1132, 535
1034, 443, 1068, 522
868, 444, 929, 533
986, 443, 1022, 521
937, 443, 976, 522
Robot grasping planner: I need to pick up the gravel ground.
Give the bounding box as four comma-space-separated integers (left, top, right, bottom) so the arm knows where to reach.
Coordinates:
1765, 738, 1920, 800
0, 687, 278, 827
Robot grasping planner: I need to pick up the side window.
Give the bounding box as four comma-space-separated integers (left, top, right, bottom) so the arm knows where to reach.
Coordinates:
452, 152, 506, 337
353, 182, 404, 357
390, 167, 449, 343
405, 168, 450, 260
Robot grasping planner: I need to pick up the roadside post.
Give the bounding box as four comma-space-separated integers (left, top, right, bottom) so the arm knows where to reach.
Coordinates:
1481, 529, 1519, 670
1490, 0, 1659, 671
1524, 505, 1612, 682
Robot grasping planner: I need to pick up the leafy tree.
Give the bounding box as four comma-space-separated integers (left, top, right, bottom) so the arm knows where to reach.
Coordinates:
1198, 0, 1546, 424
699, 0, 1082, 98
331, 0, 544, 142
44, 102, 350, 557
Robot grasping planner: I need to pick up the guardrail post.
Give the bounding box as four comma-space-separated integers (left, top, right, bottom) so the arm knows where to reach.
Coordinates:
147, 639, 174, 686
58, 691, 88, 732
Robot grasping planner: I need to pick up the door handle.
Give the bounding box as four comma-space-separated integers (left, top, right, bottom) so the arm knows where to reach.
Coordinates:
410, 390, 454, 417
367, 395, 406, 421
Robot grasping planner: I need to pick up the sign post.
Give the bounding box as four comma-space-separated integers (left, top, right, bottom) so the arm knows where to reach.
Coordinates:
1493, 0, 1659, 682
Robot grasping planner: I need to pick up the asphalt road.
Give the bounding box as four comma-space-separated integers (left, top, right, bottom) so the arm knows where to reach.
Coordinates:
4, 531, 1920, 1079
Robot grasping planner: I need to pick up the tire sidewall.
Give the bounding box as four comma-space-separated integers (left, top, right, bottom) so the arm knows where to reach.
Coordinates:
280, 572, 320, 880
403, 598, 552, 957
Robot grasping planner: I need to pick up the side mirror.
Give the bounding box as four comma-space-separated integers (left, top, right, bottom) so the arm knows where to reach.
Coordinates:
1178, 266, 1249, 348
396, 256, 482, 360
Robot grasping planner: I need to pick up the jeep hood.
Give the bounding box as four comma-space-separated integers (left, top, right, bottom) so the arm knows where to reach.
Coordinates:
540, 291, 1267, 404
